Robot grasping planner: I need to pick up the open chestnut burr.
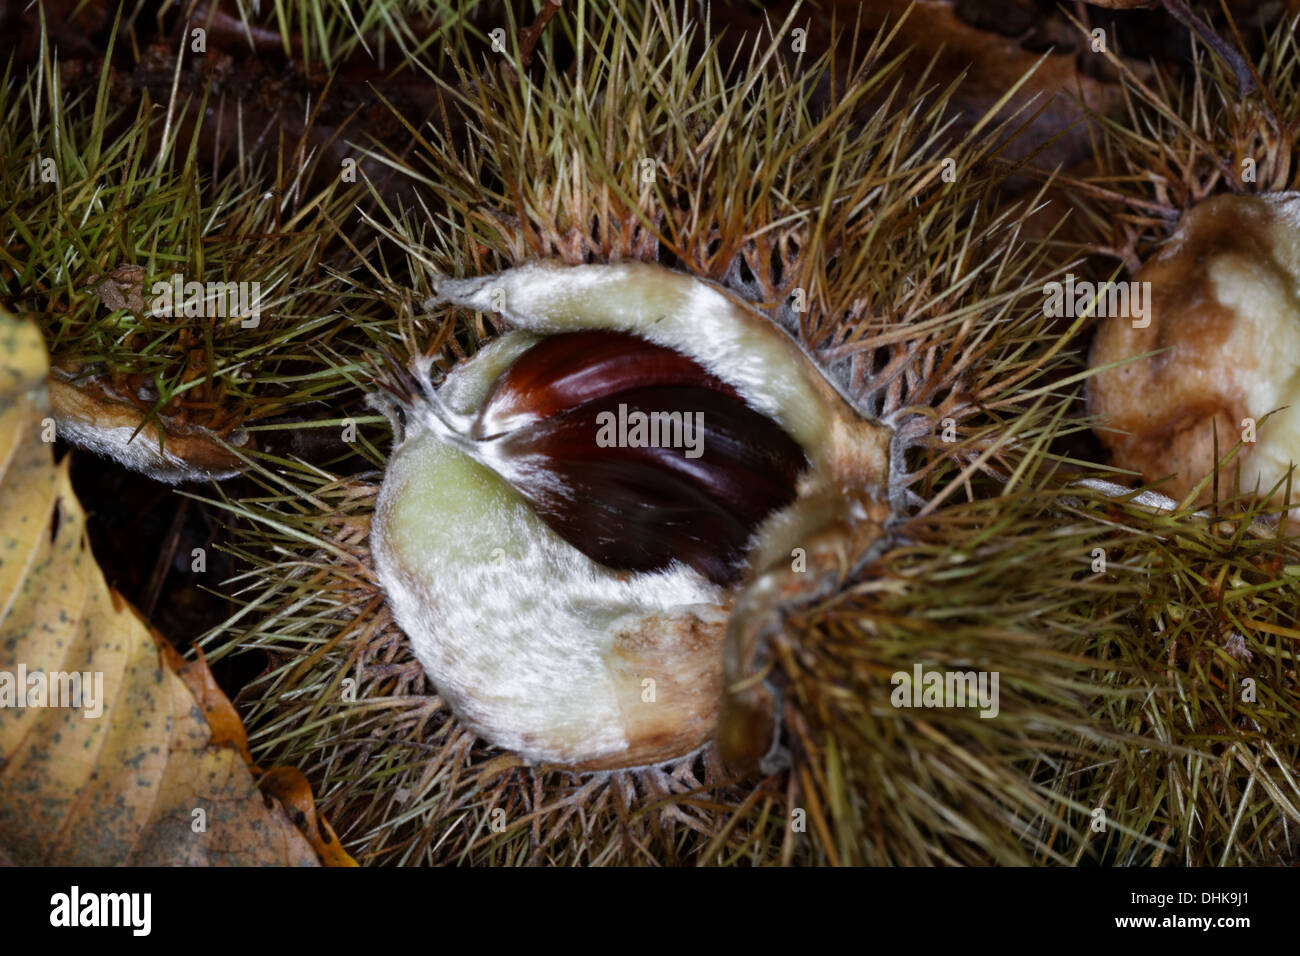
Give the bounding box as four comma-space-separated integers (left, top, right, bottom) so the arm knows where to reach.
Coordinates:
370, 261, 894, 771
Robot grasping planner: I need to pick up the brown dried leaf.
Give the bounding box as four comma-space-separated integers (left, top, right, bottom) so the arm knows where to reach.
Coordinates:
160, 641, 254, 766
83, 263, 145, 315
259, 768, 358, 867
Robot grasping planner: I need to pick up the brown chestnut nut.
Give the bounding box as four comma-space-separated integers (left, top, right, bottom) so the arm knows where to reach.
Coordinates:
473, 330, 808, 586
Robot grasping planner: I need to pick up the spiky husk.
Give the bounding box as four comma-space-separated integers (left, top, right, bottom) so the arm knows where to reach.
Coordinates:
207, 0, 490, 71
1065, 11, 1300, 270
0, 10, 385, 468
196, 0, 1300, 865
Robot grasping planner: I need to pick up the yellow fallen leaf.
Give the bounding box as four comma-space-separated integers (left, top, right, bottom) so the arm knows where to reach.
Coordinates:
0, 310, 351, 865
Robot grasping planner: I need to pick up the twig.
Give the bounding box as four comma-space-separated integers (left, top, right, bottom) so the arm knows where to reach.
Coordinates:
144, 494, 190, 620
520, 0, 563, 68
1162, 0, 1256, 96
